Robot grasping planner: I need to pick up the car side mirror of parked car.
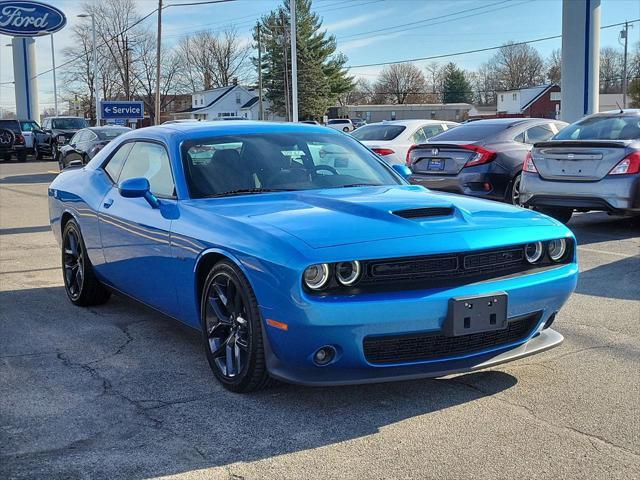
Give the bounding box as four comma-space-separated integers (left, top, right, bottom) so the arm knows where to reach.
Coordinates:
118, 177, 160, 208
392, 164, 412, 179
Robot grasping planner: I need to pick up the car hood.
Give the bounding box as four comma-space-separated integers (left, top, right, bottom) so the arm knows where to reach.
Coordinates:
191, 185, 557, 249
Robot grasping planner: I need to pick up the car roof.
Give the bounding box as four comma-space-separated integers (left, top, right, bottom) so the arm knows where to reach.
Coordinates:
589, 108, 640, 117
464, 118, 555, 126
375, 119, 452, 127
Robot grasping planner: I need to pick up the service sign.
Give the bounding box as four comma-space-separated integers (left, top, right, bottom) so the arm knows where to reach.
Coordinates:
101, 101, 144, 120
0, 1, 66, 36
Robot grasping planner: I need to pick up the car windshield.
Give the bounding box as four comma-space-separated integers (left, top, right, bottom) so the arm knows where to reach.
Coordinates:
52, 118, 89, 130
428, 123, 508, 141
181, 132, 401, 198
553, 115, 640, 140
20, 121, 40, 131
352, 124, 406, 141
97, 128, 130, 140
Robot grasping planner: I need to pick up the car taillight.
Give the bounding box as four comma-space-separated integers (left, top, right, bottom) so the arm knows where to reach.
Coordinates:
15, 134, 24, 144
608, 151, 640, 175
461, 144, 496, 167
372, 147, 395, 156
406, 145, 417, 166
523, 151, 538, 173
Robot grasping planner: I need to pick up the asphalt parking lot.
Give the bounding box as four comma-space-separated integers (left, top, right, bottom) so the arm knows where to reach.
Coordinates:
0, 160, 638, 480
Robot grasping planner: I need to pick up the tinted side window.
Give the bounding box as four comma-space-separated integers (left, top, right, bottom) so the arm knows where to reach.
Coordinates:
69, 131, 82, 144
104, 142, 134, 182
118, 142, 175, 197
525, 125, 554, 144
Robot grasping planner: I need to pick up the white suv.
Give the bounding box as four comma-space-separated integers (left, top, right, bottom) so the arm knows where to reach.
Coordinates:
326, 118, 354, 132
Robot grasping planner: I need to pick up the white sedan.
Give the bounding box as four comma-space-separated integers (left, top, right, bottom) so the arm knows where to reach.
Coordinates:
352, 119, 459, 165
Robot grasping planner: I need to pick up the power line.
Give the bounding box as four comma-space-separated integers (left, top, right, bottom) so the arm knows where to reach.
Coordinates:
346, 19, 640, 69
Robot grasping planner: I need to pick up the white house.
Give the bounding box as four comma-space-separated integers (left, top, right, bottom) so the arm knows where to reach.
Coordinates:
176, 85, 280, 121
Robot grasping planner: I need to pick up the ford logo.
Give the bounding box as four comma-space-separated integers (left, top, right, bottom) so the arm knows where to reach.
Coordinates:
0, 1, 67, 36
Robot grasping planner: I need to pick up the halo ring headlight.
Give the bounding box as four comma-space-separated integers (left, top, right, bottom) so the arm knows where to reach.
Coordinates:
548, 238, 567, 261
304, 263, 330, 290
336, 260, 362, 286
525, 242, 544, 263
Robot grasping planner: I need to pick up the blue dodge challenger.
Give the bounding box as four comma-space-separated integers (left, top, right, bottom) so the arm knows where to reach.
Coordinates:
48, 122, 578, 392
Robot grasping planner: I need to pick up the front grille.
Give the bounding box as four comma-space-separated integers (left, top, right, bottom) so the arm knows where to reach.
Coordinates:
363, 313, 540, 364
393, 207, 454, 219
362, 245, 528, 285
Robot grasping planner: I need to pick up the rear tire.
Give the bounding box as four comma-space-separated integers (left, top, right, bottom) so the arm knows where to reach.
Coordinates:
62, 220, 111, 306
536, 207, 573, 224
507, 172, 522, 206
342, 127, 349, 132
201, 260, 271, 393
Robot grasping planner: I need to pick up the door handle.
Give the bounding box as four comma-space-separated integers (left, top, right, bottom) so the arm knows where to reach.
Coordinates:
103, 198, 114, 209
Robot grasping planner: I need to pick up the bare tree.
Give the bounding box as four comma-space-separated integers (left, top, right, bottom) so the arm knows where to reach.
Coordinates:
546, 49, 562, 84
175, 28, 251, 92
60, 22, 97, 121
600, 47, 623, 93
374, 63, 427, 104
487, 42, 545, 90
337, 78, 373, 105
470, 62, 499, 105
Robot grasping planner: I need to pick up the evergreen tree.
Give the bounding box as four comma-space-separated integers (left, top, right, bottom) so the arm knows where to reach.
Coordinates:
441, 63, 473, 103
254, 0, 353, 120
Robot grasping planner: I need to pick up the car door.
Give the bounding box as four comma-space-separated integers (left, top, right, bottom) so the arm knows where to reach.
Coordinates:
63, 131, 85, 166
97, 140, 179, 316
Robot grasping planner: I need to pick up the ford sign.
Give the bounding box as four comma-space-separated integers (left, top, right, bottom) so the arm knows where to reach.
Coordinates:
0, 1, 67, 36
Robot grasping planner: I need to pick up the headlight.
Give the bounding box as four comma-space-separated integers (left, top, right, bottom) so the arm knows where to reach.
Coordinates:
303, 263, 330, 290
56, 134, 67, 144
548, 239, 567, 261
524, 241, 543, 263
335, 260, 361, 286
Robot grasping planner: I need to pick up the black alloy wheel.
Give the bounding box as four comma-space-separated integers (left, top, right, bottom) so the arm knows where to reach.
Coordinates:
201, 261, 270, 392
61, 220, 111, 306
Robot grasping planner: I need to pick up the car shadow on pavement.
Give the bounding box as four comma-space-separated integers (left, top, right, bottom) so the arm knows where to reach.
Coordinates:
575, 255, 640, 301
570, 212, 640, 246
1, 286, 518, 479
0, 172, 58, 184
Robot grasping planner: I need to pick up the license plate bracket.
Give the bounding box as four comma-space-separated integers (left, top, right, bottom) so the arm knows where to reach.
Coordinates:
427, 159, 445, 171
444, 292, 508, 337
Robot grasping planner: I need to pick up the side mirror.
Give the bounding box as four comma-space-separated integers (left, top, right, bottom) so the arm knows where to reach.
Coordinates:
118, 177, 160, 208
392, 164, 412, 179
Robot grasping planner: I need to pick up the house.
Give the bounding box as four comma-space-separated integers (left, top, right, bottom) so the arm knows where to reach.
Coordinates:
467, 104, 498, 119
330, 103, 473, 123
174, 85, 278, 121
496, 84, 561, 119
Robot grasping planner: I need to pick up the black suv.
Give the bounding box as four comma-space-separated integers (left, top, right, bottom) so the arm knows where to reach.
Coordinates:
0, 119, 28, 162
41, 116, 89, 160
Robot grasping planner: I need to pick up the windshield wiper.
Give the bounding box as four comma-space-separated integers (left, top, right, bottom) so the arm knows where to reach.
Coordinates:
205, 188, 293, 198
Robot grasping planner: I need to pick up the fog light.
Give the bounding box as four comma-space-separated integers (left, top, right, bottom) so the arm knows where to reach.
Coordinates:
313, 346, 336, 366
525, 241, 543, 263
548, 238, 567, 261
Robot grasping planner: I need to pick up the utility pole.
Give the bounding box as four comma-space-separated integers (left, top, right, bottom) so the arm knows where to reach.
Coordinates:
289, 0, 298, 122
155, 0, 163, 125
281, 11, 290, 121
257, 23, 264, 121
50, 34, 58, 116
620, 21, 630, 108
124, 37, 130, 101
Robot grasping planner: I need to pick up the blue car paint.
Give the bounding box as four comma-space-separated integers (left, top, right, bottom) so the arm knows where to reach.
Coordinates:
48, 121, 578, 386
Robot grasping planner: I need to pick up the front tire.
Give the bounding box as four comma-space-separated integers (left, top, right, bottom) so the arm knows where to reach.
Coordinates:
62, 220, 111, 306
201, 260, 270, 393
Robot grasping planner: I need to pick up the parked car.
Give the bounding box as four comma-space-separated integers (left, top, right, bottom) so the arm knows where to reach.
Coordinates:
300, 120, 321, 125
49, 121, 577, 392
19, 119, 47, 159
408, 118, 567, 205
352, 119, 459, 165
326, 118, 354, 132
351, 118, 367, 129
521, 109, 640, 223
58, 126, 131, 170
40, 116, 90, 161
0, 119, 27, 162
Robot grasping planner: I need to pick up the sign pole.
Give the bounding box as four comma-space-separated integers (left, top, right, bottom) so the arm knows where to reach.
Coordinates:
289, 0, 298, 123
155, 0, 163, 125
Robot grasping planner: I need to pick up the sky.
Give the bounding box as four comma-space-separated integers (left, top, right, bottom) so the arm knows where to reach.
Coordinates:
0, 0, 639, 114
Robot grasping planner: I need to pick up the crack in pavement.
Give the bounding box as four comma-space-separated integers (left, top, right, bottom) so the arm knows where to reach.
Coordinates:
450, 377, 640, 460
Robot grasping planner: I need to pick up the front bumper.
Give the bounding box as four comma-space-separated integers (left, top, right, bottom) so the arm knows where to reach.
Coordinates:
261, 262, 577, 386
521, 171, 640, 212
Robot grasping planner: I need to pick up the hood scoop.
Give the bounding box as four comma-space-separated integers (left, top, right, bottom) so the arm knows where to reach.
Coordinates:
393, 207, 454, 219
